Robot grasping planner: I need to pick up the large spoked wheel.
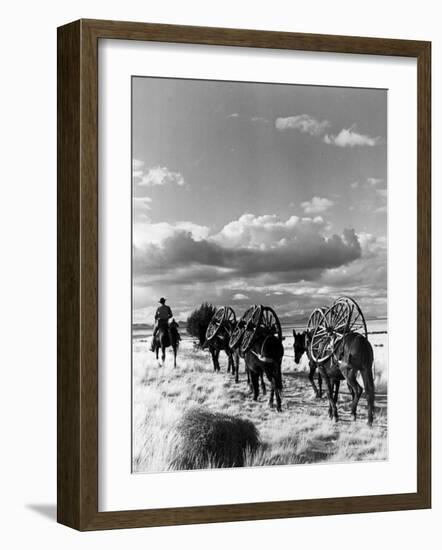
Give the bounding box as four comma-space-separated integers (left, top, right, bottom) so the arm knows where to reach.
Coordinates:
205, 307, 226, 342
309, 300, 352, 364
306, 307, 328, 335
240, 305, 263, 355
261, 306, 282, 341
333, 296, 368, 338
229, 305, 257, 350
223, 306, 237, 336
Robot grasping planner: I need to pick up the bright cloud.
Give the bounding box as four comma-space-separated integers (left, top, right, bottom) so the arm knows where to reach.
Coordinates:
232, 293, 249, 301
367, 177, 384, 186
133, 220, 209, 248
275, 114, 330, 136
133, 213, 361, 289
323, 128, 381, 147
213, 213, 325, 249
301, 196, 334, 214
134, 165, 185, 187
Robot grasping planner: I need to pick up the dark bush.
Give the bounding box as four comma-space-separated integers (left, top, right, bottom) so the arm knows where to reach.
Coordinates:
186, 302, 217, 345
168, 408, 260, 470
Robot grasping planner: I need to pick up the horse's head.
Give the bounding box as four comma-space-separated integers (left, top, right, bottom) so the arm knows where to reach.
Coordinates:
293, 329, 308, 364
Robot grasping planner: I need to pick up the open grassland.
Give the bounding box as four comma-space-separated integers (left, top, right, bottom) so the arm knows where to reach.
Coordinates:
133, 329, 388, 473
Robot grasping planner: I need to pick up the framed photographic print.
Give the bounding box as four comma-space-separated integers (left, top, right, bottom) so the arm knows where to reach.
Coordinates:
57, 19, 431, 530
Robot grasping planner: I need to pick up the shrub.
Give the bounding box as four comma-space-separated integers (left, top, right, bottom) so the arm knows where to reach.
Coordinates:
168, 408, 260, 470
186, 302, 217, 345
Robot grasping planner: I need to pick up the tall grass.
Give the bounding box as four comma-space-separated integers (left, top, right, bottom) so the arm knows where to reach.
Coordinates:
133, 334, 388, 473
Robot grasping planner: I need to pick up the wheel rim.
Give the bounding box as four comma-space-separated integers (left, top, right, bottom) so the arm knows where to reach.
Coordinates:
261, 306, 282, 340
240, 305, 262, 354
224, 306, 237, 336
308, 308, 332, 363
229, 305, 256, 349
205, 307, 225, 341
333, 296, 368, 338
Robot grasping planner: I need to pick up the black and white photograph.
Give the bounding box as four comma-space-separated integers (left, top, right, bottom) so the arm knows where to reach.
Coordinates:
131, 76, 388, 473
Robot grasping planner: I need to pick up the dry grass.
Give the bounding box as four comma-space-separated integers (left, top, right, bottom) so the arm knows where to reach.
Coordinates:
133, 332, 388, 473
167, 408, 260, 469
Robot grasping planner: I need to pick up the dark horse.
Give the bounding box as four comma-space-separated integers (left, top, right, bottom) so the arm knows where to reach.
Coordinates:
293, 329, 341, 399
206, 332, 240, 382
244, 332, 284, 412
204, 316, 240, 381
152, 319, 180, 367
293, 329, 375, 425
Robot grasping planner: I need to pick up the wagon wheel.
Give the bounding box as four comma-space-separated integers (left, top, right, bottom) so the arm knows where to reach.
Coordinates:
240, 305, 263, 355
261, 306, 282, 341
308, 308, 332, 363
306, 306, 328, 336
223, 306, 237, 336
229, 305, 257, 350
205, 307, 226, 342
333, 296, 368, 339
309, 300, 352, 364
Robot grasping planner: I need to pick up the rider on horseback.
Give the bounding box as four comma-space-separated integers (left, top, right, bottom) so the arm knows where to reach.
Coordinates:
150, 297, 173, 352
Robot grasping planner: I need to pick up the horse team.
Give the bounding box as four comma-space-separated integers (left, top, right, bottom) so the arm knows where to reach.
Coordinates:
151, 304, 376, 426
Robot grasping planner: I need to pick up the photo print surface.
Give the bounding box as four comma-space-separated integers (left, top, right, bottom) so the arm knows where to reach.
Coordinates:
132, 76, 388, 473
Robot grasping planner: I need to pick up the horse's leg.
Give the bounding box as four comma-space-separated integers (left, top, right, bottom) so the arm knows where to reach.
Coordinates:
250, 371, 260, 401
346, 369, 362, 421
268, 384, 274, 409
270, 380, 282, 412
318, 371, 323, 398
227, 350, 232, 374
360, 365, 375, 426
308, 361, 321, 398
333, 379, 341, 404
260, 373, 267, 395
246, 366, 252, 393
155, 345, 159, 362
173, 345, 177, 368
320, 367, 338, 422
161, 343, 166, 363
234, 351, 239, 383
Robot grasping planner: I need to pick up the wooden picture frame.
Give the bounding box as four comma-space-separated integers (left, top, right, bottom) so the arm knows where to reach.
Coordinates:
57, 19, 431, 531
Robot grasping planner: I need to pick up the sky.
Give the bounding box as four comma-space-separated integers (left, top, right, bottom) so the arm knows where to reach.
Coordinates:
132, 77, 387, 325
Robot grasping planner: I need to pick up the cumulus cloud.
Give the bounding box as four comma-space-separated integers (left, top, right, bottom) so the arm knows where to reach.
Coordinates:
301, 196, 334, 214
232, 293, 249, 301
227, 113, 239, 118
132, 222, 388, 322
275, 114, 330, 136
323, 128, 381, 147
350, 181, 359, 189
133, 213, 361, 290
134, 165, 185, 187
133, 220, 209, 248
213, 213, 325, 249
376, 188, 387, 198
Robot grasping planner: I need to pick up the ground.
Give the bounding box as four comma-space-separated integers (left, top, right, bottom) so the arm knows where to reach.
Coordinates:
132, 328, 388, 473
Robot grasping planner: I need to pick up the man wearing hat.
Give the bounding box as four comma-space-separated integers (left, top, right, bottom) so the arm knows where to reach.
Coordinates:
150, 297, 173, 352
